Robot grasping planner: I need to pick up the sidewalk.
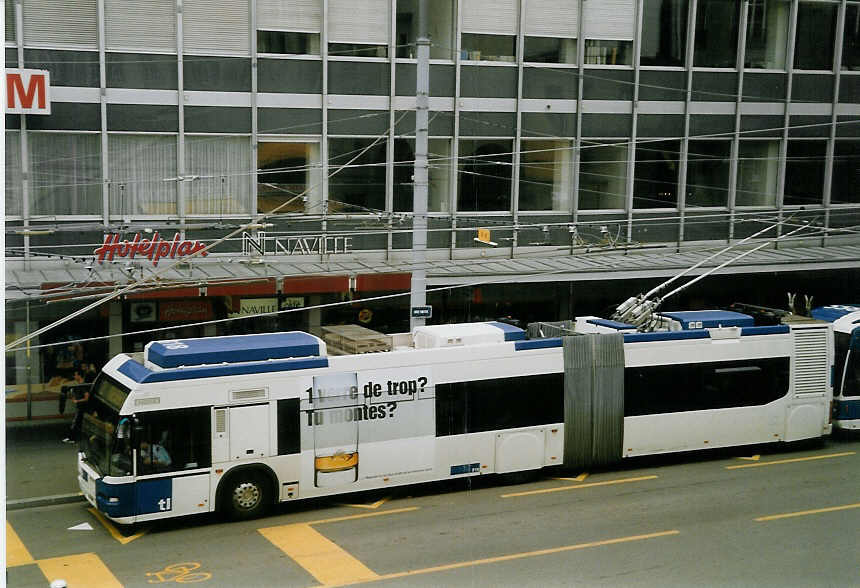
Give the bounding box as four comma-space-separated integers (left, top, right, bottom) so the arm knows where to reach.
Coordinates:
6, 420, 85, 508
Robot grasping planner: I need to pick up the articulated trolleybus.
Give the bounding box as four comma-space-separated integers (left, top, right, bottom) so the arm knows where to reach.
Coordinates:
79, 310, 833, 524
811, 304, 860, 432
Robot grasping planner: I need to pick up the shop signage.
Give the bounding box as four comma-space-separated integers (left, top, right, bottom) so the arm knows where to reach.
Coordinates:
6, 68, 51, 114
159, 300, 213, 322
94, 232, 208, 266
242, 232, 352, 257
130, 302, 157, 323
229, 298, 278, 317
281, 297, 306, 309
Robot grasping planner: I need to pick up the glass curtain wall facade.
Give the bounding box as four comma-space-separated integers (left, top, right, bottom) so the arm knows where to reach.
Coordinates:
5, 0, 859, 253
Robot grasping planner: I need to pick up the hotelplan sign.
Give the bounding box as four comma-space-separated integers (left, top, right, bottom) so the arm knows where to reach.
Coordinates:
6, 69, 51, 114
94, 233, 208, 266
242, 232, 353, 256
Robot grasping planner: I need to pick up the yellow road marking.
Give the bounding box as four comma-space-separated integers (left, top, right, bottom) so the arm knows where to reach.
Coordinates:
725, 451, 856, 469
37, 553, 122, 587
325, 530, 681, 587
6, 521, 34, 567
501, 475, 658, 498
260, 524, 380, 586
88, 507, 148, 544
259, 507, 417, 586
341, 496, 391, 510
755, 502, 860, 522
554, 472, 589, 482
737, 455, 761, 461
303, 506, 420, 526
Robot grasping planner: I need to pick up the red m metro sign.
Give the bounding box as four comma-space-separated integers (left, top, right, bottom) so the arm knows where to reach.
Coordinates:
5, 69, 51, 114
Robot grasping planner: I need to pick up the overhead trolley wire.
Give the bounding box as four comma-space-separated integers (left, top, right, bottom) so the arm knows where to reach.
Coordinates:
5, 219, 842, 353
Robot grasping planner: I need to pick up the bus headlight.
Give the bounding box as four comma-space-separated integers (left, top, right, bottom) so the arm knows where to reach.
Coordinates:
108, 497, 120, 504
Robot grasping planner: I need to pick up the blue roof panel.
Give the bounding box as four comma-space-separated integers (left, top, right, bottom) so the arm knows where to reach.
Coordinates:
487, 321, 527, 341
515, 338, 563, 351
659, 310, 754, 329
119, 356, 329, 384
811, 305, 860, 323
740, 325, 790, 336
624, 330, 710, 343
587, 318, 636, 330
146, 332, 323, 369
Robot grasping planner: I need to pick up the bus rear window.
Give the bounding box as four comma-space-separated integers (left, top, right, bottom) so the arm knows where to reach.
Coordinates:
92, 376, 129, 413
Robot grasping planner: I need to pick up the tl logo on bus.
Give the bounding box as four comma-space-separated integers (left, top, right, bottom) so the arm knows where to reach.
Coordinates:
94, 233, 208, 266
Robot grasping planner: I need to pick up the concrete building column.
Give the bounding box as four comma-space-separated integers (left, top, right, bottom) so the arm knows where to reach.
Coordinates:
108, 302, 123, 358
308, 295, 322, 336
13, 320, 39, 385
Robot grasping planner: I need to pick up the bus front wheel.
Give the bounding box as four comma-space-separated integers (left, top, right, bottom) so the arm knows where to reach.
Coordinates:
222, 471, 270, 520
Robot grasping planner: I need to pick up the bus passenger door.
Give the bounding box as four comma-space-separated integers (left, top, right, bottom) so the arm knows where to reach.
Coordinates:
135, 407, 212, 519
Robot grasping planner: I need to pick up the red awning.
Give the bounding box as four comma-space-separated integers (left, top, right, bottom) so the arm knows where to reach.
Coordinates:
355, 272, 411, 292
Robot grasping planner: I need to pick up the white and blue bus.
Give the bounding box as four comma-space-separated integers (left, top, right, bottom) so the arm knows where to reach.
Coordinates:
811, 305, 860, 433
78, 310, 833, 524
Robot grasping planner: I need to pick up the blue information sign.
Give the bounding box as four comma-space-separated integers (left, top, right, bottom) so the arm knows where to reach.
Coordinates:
411, 306, 432, 319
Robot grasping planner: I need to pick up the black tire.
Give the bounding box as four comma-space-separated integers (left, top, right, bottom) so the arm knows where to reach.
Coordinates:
221, 471, 270, 520
116, 522, 138, 536
497, 469, 538, 486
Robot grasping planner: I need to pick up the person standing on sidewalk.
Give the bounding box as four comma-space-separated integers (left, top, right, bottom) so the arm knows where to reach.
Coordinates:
62, 372, 90, 444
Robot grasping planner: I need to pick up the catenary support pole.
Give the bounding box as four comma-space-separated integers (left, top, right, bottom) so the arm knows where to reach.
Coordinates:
410, 0, 430, 331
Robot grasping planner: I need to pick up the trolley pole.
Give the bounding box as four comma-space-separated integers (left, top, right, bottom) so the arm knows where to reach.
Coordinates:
410, 0, 430, 330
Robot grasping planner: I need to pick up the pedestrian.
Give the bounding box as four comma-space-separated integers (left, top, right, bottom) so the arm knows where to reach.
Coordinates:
62, 371, 90, 444
83, 363, 98, 383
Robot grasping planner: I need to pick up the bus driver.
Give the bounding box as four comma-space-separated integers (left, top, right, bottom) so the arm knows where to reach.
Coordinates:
140, 440, 172, 469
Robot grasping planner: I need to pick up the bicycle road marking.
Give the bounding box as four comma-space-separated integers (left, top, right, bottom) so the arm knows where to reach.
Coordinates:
725, 451, 855, 469
755, 502, 860, 522
146, 561, 212, 584
6, 521, 34, 567
501, 475, 659, 498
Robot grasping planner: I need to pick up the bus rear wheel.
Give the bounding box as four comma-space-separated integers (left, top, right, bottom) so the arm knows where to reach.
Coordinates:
222, 472, 270, 520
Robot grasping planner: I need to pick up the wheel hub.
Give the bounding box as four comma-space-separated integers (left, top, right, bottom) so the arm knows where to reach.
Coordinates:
233, 482, 261, 509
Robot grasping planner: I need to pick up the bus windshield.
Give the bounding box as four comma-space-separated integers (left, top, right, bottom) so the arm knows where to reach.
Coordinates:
835, 332, 850, 396
843, 348, 860, 399
80, 375, 132, 477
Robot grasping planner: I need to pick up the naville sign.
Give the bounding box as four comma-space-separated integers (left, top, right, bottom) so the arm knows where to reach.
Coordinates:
6, 69, 51, 114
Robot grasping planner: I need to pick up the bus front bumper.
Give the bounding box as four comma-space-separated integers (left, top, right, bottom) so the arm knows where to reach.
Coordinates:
78, 455, 97, 508
78, 457, 137, 524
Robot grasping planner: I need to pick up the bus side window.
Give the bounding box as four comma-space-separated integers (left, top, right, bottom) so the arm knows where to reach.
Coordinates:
436, 374, 563, 436
277, 399, 300, 455
136, 407, 211, 475
435, 384, 466, 436
624, 357, 790, 416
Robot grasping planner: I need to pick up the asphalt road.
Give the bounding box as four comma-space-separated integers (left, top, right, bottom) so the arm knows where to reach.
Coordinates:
7, 437, 860, 587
